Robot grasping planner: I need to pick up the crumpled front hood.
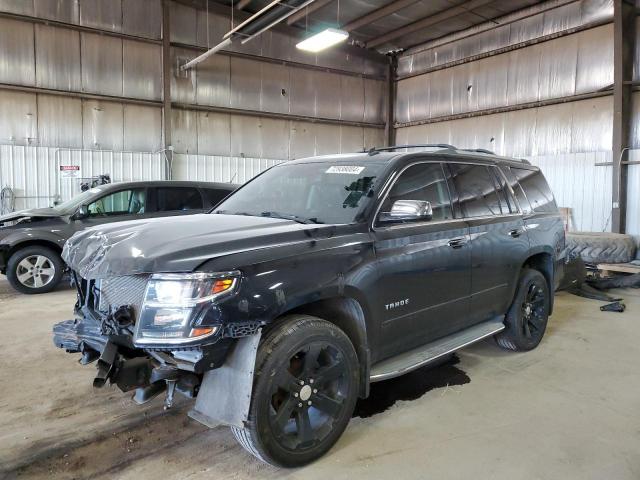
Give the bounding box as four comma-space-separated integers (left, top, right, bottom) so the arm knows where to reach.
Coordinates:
63, 213, 325, 279
0, 207, 61, 225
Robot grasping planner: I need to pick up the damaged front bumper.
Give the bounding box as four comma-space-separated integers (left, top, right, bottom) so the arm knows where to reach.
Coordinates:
53, 311, 235, 407
51, 271, 260, 409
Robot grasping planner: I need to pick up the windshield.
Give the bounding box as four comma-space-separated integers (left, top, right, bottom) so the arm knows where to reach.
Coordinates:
53, 187, 106, 213
214, 161, 384, 224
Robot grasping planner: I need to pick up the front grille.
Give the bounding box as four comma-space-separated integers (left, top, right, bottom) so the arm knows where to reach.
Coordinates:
97, 274, 149, 315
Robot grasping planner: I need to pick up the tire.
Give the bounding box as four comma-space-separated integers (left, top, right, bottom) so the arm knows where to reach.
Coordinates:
566, 232, 636, 264
6, 246, 64, 294
495, 268, 550, 352
231, 315, 359, 468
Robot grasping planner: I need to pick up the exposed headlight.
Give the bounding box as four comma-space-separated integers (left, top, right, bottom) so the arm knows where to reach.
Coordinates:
134, 272, 239, 346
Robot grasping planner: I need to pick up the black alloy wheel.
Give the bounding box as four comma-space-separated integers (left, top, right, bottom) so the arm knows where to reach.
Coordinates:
232, 315, 359, 467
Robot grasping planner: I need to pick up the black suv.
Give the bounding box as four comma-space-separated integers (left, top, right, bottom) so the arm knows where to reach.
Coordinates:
53, 146, 565, 467
0, 181, 236, 294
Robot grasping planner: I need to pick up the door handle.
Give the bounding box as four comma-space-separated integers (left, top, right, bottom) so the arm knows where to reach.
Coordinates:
508, 229, 522, 238
448, 238, 467, 249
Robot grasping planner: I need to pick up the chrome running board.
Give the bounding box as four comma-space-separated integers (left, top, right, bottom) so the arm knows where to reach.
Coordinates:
370, 318, 505, 382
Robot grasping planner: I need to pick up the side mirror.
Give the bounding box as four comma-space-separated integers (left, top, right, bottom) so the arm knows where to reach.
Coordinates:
71, 205, 89, 220
379, 200, 433, 223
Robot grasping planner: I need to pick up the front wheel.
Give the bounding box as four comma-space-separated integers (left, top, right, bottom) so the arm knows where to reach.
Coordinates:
6, 246, 64, 294
495, 268, 550, 351
231, 315, 359, 467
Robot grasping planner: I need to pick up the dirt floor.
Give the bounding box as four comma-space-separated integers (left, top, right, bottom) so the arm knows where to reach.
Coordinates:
1, 278, 639, 480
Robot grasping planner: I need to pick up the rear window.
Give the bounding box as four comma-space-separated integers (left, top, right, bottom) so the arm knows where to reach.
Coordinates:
448, 164, 503, 218
509, 167, 557, 213
155, 187, 203, 211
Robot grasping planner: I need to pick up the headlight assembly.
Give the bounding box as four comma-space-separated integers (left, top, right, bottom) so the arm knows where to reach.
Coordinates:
134, 272, 239, 346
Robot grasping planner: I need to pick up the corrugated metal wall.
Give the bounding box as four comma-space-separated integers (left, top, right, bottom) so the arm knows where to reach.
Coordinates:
0, 145, 165, 210
0, 0, 387, 209
394, 0, 639, 238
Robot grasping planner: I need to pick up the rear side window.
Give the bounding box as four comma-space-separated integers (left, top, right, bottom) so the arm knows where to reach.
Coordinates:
380, 163, 453, 223
510, 167, 557, 213
203, 187, 231, 207
491, 167, 519, 214
156, 187, 203, 212
447, 164, 503, 217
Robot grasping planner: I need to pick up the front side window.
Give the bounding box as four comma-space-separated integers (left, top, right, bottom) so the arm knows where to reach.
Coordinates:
156, 187, 203, 212
87, 189, 146, 217
378, 163, 453, 223
448, 164, 503, 218
214, 161, 385, 224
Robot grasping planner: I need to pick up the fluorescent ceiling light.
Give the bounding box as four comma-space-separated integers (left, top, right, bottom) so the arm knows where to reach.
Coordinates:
296, 28, 349, 52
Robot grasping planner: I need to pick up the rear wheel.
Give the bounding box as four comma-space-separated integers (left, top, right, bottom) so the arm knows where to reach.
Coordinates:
495, 268, 550, 351
231, 315, 359, 467
6, 246, 64, 294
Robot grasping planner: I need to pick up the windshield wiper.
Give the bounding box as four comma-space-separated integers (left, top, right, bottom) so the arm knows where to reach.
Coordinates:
260, 211, 323, 224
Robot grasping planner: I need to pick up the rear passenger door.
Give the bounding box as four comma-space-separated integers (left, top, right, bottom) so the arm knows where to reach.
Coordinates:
446, 162, 529, 326
149, 186, 206, 217
372, 161, 471, 358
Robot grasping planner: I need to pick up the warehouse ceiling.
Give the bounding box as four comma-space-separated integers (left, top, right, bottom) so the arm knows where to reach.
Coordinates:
202, 0, 546, 53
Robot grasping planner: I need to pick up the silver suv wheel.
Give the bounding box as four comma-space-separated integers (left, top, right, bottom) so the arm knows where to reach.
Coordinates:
16, 255, 57, 289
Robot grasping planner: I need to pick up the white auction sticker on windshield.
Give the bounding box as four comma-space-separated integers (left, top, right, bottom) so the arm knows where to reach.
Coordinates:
326, 166, 365, 174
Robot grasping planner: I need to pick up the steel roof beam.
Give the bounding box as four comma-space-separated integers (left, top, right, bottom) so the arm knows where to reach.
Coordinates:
342, 0, 419, 32
366, 0, 495, 49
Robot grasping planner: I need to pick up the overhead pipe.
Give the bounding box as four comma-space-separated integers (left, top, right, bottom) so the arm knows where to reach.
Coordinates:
181, 0, 317, 71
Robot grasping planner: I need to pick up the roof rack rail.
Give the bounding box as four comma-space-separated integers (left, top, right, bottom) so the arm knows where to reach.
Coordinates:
462, 148, 495, 155
366, 144, 456, 155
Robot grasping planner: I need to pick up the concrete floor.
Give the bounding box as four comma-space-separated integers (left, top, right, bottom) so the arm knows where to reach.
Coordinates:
0, 278, 639, 480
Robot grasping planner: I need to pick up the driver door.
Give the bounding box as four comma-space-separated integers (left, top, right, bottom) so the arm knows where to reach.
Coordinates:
372, 162, 471, 359
78, 188, 150, 227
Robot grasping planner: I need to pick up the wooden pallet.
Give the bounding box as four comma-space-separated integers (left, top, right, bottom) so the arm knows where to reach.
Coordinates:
597, 262, 640, 276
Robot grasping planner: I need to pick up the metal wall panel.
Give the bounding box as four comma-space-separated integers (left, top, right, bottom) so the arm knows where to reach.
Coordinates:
230, 115, 261, 158
340, 126, 364, 153
197, 111, 231, 156
630, 91, 640, 148
428, 69, 452, 118
315, 124, 340, 156
122, 0, 162, 39
340, 75, 365, 122
170, 1, 197, 45
37, 96, 82, 148
506, 45, 541, 106
82, 100, 124, 151
260, 62, 290, 115
538, 33, 578, 99
35, 25, 81, 91
0, 0, 34, 15
364, 127, 385, 149
171, 109, 198, 154
396, 96, 613, 157
171, 46, 197, 104
172, 154, 281, 184
527, 151, 612, 232
196, 10, 229, 48
315, 71, 341, 120
397, 0, 613, 78
229, 57, 261, 111
81, 33, 123, 96
261, 31, 291, 62
364, 79, 385, 124
289, 68, 316, 118
627, 151, 640, 239
123, 105, 162, 152
196, 52, 231, 107
0, 91, 37, 145
34, 0, 79, 24
0, 146, 165, 211
79, 0, 122, 32
123, 40, 162, 100
290, 121, 316, 159
575, 24, 613, 93
259, 118, 289, 160
0, 18, 35, 86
